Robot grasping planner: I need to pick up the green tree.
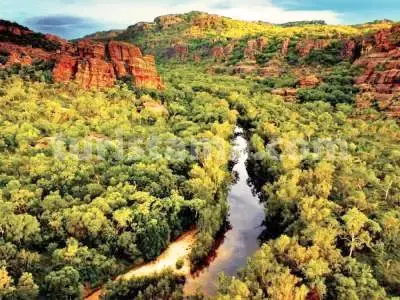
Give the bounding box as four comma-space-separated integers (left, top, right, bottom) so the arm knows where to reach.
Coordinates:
44, 266, 82, 299
342, 208, 381, 257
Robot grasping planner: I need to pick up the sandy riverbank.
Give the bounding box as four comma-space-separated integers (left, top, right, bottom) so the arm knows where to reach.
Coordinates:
85, 230, 197, 300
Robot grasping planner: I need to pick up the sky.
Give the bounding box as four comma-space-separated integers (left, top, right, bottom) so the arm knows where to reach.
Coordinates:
0, 0, 399, 39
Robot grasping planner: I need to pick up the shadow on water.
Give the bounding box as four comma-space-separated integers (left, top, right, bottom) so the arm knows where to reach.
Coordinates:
183, 127, 266, 296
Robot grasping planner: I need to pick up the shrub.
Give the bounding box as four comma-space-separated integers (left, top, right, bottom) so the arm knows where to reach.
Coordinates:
175, 258, 184, 269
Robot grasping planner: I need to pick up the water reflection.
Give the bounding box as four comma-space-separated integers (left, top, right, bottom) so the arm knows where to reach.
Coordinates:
184, 127, 265, 296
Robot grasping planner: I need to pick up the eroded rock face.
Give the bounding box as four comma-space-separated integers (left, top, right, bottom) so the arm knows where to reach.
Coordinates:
257, 36, 268, 51
192, 14, 221, 28
77, 40, 106, 59
166, 43, 188, 60
0, 21, 163, 90
211, 46, 224, 61
62, 40, 163, 89
75, 57, 116, 89
0, 42, 53, 67
299, 75, 320, 88
281, 38, 290, 56
52, 55, 78, 83
244, 38, 268, 60
341, 39, 357, 59
296, 39, 330, 57
354, 25, 400, 117
155, 15, 184, 29
375, 24, 400, 52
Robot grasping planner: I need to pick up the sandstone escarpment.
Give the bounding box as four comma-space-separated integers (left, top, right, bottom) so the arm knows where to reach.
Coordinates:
0, 19, 163, 90
296, 39, 331, 57
280, 38, 290, 56
0, 20, 163, 90
0, 42, 53, 67
155, 15, 184, 29
192, 14, 221, 28
53, 40, 163, 89
354, 25, 400, 117
244, 37, 269, 60
299, 75, 320, 88
211, 46, 224, 62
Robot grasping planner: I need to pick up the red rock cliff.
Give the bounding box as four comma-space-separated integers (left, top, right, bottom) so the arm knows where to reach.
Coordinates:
52, 40, 163, 89
0, 22, 163, 90
354, 25, 400, 117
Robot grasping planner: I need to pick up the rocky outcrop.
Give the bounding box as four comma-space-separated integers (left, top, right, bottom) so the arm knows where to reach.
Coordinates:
244, 37, 268, 60
299, 75, 320, 88
155, 15, 184, 29
0, 18, 163, 89
354, 25, 400, 117
52, 55, 78, 83
374, 24, 400, 52
0, 20, 163, 90
0, 42, 53, 67
296, 39, 331, 57
271, 88, 297, 102
257, 36, 268, 51
108, 41, 162, 88
166, 43, 188, 60
281, 38, 290, 56
341, 39, 357, 59
211, 46, 224, 62
53, 40, 163, 89
192, 14, 221, 28
74, 57, 116, 89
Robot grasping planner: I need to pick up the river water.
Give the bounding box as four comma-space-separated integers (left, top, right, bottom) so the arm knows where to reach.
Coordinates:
184, 127, 265, 296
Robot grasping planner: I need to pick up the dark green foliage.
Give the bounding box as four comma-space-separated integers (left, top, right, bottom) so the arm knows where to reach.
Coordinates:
43, 266, 82, 299
0, 49, 9, 65
279, 20, 327, 27
228, 42, 245, 65
297, 63, 359, 105
255, 39, 282, 65
261, 75, 298, 88
102, 270, 185, 300
0, 59, 55, 83
305, 40, 345, 66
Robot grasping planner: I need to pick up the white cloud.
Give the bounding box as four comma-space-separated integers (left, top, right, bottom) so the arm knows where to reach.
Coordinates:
1, 0, 341, 30
72, 0, 341, 26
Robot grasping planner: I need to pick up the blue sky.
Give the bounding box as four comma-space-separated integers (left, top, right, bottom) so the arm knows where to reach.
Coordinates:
1, 0, 399, 39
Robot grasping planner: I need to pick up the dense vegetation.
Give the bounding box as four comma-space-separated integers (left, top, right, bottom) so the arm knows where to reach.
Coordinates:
1, 12, 400, 300
0, 70, 237, 298
157, 63, 400, 298
102, 269, 185, 299
297, 63, 360, 105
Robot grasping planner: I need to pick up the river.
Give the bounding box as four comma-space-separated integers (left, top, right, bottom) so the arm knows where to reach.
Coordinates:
85, 127, 265, 300
183, 127, 265, 296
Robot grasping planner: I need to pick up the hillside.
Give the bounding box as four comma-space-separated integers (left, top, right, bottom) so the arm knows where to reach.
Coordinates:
80, 12, 400, 117
0, 20, 162, 89
0, 10, 400, 300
